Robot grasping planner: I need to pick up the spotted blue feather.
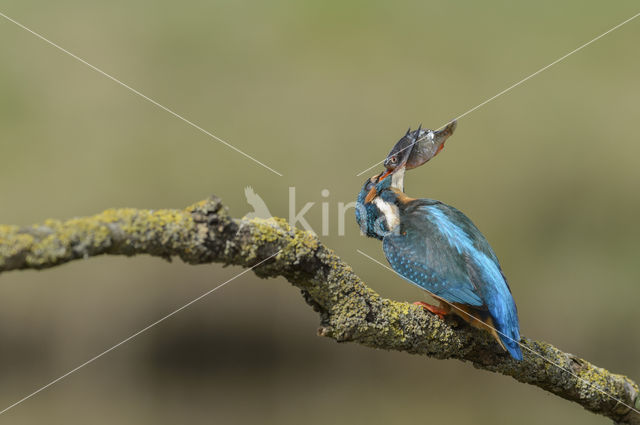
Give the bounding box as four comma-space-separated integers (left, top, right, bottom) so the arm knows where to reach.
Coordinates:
383, 200, 522, 360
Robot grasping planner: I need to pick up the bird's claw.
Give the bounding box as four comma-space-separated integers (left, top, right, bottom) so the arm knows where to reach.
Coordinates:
413, 301, 448, 320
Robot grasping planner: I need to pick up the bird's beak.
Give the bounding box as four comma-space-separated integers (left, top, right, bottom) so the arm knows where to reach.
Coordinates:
364, 166, 406, 203
364, 170, 392, 203
378, 169, 393, 181
364, 186, 377, 203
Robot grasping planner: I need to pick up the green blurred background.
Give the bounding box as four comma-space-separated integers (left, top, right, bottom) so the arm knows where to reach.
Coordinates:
1, 0, 639, 423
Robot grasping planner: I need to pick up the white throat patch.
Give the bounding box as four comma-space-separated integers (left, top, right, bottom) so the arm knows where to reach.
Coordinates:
374, 197, 400, 231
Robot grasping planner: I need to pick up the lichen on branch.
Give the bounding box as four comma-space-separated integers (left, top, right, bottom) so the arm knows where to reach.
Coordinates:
0, 196, 638, 424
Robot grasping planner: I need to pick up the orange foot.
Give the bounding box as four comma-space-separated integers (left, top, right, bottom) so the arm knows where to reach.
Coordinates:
413, 301, 448, 320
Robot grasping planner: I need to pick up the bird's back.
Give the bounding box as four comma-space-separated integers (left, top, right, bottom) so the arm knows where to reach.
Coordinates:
385, 198, 522, 360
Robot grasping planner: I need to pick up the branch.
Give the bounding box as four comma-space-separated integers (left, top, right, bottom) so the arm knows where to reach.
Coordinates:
0, 196, 638, 423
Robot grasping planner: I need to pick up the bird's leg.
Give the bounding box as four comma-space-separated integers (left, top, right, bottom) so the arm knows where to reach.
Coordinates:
413, 300, 450, 320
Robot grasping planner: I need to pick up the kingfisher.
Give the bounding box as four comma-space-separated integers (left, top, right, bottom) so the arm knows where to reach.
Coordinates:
355, 126, 522, 360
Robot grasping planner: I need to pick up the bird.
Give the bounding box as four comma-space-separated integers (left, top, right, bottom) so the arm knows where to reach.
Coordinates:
244, 186, 273, 220
355, 140, 522, 360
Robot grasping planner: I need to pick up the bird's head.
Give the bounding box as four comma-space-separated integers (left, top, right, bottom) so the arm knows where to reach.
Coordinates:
358, 167, 403, 204
355, 170, 404, 239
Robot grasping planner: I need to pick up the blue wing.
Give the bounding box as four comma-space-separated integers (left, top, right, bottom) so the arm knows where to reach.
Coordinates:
382, 200, 485, 306
383, 199, 522, 360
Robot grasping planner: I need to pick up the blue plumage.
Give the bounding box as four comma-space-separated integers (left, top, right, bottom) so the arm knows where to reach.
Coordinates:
356, 173, 523, 360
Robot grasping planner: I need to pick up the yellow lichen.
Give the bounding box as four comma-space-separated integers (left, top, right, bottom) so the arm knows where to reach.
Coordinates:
1, 197, 638, 424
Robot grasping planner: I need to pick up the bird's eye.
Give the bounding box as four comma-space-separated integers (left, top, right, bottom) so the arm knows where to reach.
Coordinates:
389, 156, 397, 164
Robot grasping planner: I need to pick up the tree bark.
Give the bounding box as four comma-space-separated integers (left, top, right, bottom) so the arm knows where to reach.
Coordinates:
0, 196, 638, 424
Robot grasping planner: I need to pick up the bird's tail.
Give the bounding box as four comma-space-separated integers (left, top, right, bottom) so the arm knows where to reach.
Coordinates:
450, 304, 522, 360
497, 324, 523, 361
490, 299, 523, 361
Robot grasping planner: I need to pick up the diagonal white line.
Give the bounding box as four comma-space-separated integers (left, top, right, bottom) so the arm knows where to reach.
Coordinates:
0, 11, 283, 177
355, 11, 640, 177
443, 11, 640, 127
356, 249, 640, 417
0, 250, 282, 416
